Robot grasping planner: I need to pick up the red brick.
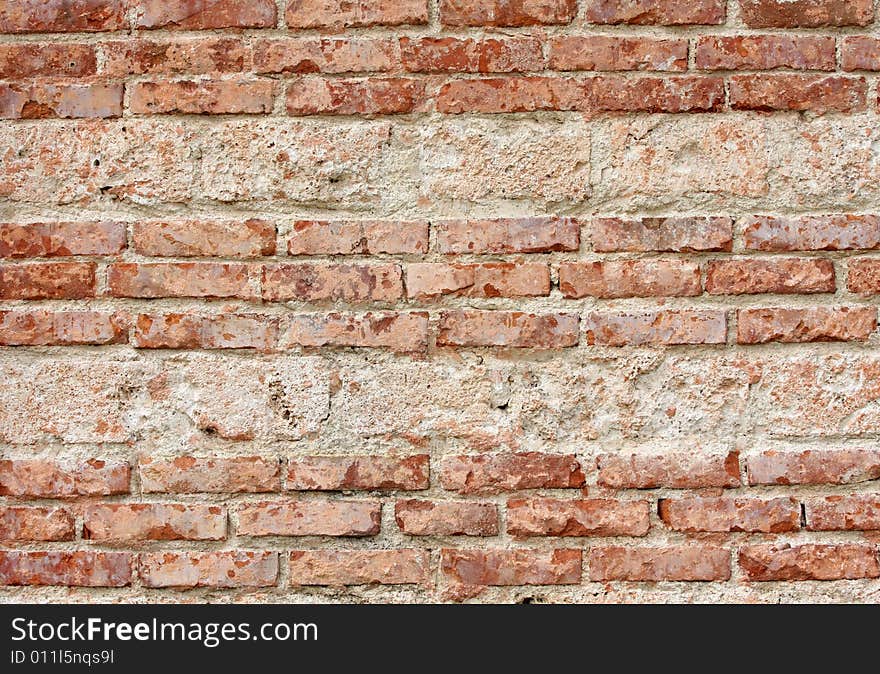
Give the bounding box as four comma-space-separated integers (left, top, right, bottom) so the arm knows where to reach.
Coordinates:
84, 503, 227, 541
236, 500, 380, 536
283, 312, 428, 353
0, 459, 129, 498
847, 259, 880, 294
0, 82, 121, 119
0, 310, 127, 346
101, 38, 248, 76
585, 75, 723, 112
560, 260, 701, 299
0, 507, 75, 542
440, 0, 576, 26
286, 0, 428, 29
0, 221, 125, 258
255, 38, 397, 74
401, 37, 544, 73
807, 496, 880, 531
739, 544, 880, 581
134, 313, 277, 351
133, 219, 275, 257
590, 545, 731, 581
729, 75, 867, 113
408, 263, 550, 299
0, 551, 131, 587
659, 497, 800, 533
139, 456, 281, 493
696, 36, 836, 71
139, 551, 277, 588
0, 262, 95, 299
288, 455, 429, 491
107, 263, 255, 299
748, 449, 880, 486
438, 310, 579, 349
737, 307, 876, 344
597, 450, 741, 489
550, 36, 687, 72
738, 0, 873, 27
289, 549, 429, 585
0, 44, 97, 78
507, 498, 651, 537
136, 0, 277, 29
440, 453, 585, 495
130, 80, 274, 115
289, 220, 428, 255
436, 217, 579, 254
584, 310, 727, 347
286, 78, 424, 116
441, 549, 581, 585
0, 0, 127, 33
591, 217, 732, 252
395, 500, 498, 536
706, 259, 835, 295
743, 215, 880, 251
262, 263, 403, 302
585, 0, 725, 24
842, 37, 880, 72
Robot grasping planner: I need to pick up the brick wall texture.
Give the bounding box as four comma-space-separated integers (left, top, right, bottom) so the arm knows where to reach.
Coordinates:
2, 0, 880, 604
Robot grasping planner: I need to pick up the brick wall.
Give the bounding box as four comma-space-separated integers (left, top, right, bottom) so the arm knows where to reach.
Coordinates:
1, 0, 880, 603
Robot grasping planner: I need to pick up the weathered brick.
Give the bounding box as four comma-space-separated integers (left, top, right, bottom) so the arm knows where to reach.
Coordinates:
130, 80, 274, 115
738, 0, 873, 27
0, 262, 96, 300
585, 0, 725, 24
659, 497, 800, 533
743, 215, 880, 251
706, 259, 835, 295
696, 36, 836, 71
550, 36, 687, 72
402, 37, 544, 73
560, 260, 701, 299
584, 310, 727, 347
842, 37, 880, 72
591, 217, 732, 252
436, 217, 579, 254
748, 449, 880, 486
0, 459, 129, 498
0, 221, 125, 258
507, 498, 651, 537
139, 456, 281, 493
408, 263, 550, 299
440, 0, 577, 26
807, 496, 880, 531
286, 0, 428, 29
139, 551, 278, 588
136, 0, 277, 29
101, 38, 248, 76
255, 38, 397, 74
590, 546, 731, 581
283, 312, 428, 352
0, 551, 131, 587
288, 455, 429, 491
440, 453, 585, 495
441, 549, 581, 585
0, 507, 75, 542
737, 307, 876, 344
286, 78, 424, 116
236, 500, 380, 536
289, 220, 427, 256
396, 500, 498, 536
0, 44, 97, 78
262, 264, 403, 302
84, 503, 227, 541
107, 263, 255, 299
290, 549, 429, 585
0, 0, 127, 33
0, 82, 121, 119
739, 544, 880, 581
438, 311, 579, 349
134, 314, 278, 351
847, 259, 880, 294
132, 219, 274, 258
597, 450, 741, 489
0, 311, 128, 346
729, 75, 867, 113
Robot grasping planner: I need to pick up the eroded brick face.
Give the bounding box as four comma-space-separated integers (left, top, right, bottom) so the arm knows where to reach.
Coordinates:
2, 0, 880, 607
